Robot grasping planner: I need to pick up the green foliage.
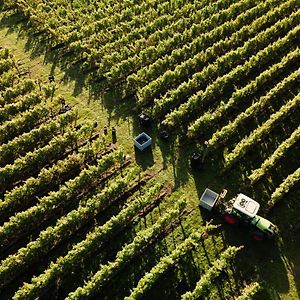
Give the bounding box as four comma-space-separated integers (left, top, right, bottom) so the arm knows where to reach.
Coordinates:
1, 0, 300, 299
181, 246, 243, 300
66, 199, 187, 299
189, 46, 300, 138
0, 109, 75, 167
161, 5, 300, 129
207, 65, 300, 152
0, 79, 35, 106
249, 124, 300, 183
268, 166, 300, 207
0, 149, 124, 252
0, 101, 53, 144
125, 223, 218, 300
236, 282, 261, 300
224, 91, 300, 168
13, 181, 162, 299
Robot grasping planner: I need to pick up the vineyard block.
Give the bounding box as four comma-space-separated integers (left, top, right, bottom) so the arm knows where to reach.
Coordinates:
134, 132, 152, 151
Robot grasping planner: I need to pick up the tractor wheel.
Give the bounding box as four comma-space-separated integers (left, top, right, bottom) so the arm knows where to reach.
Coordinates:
224, 214, 238, 225
252, 231, 265, 241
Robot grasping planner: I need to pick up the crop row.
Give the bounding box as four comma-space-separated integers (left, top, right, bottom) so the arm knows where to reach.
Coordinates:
249, 124, 300, 183
0, 136, 104, 223
159, 7, 300, 127
13, 181, 163, 299
0, 149, 123, 252
122, 0, 283, 98
125, 224, 217, 300
206, 67, 300, 151
102, 0, 246, 82
181, 246, 242, 300
188, 47, 300, 137
0, 79, 35, 106
66, 200, 186, 299
0, 162, 136, 291
0, 109, 76, 167
0, 123, 94, 192
268, 166, 300, 209
224, 91, 300, 168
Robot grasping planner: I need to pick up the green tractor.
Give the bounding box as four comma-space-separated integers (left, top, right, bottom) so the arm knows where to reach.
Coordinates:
199, 188, 278, 240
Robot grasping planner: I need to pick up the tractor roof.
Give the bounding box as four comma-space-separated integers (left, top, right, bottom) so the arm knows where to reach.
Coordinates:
233, 193, 260, 218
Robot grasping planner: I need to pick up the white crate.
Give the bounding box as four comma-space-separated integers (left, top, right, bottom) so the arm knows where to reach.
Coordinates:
199, 188, 219, 211
134, 132, 152, 151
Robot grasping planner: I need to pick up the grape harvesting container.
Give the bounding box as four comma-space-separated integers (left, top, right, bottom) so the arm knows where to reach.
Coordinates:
199, 188, 219, 211
134, 132, 152, 151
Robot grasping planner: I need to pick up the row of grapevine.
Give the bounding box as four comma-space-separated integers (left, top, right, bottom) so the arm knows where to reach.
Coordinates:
0, 163, 137, 289
188, 47, 300, 137
0, 152, 85, 223
102, 0, 251, 83
158, 8, 300, 127
206, 67, 300, 151
139, 0, 292, 108
0, 149, 124, 251
74, 0, 186, 46
0, 91, 43, 123
124, 224, 217, 300
12, 182, 165, 299
79, 0, 173, 45
74, 0, 179, 70
122, 0, 284, 98
85, 0, 211, 74
35, 0, 173, 47
0, 136, 105, 223
249, 124, 300, 183
88, 0, 215, 72
0, 123, 96, 192
8, 0, 254, 85
9, 0, 202, 67
224, 91, 300, 168
181, 246, 243, 300
0, 79, 35, 106
268, 166, 300, 209
0, 109, 76, 167
66, 200, 187, 299
0, 101, 56, 144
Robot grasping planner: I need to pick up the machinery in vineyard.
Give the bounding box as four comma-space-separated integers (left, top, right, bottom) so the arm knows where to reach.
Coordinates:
199, 188, 278, 240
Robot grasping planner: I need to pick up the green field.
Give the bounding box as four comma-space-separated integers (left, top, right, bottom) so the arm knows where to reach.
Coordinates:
0, 0, 300, 299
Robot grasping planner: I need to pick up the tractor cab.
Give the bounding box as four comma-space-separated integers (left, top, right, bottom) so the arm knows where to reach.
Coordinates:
231, 193, 260, 220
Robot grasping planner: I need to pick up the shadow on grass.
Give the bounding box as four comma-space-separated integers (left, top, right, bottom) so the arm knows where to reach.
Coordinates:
217, 213, 291, 300
134, 146, 154, 170
0, 10, 90, 95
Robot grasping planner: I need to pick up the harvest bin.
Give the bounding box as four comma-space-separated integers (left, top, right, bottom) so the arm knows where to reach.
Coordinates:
199, 188, 219, 211
134, 132, 152, 151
